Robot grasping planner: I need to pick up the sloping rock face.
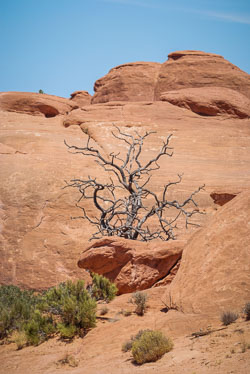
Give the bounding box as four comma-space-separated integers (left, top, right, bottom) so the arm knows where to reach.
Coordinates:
164, 191, 250, 315
78, 237, 184, 294
92, 62, 161, 103
155, 50, 250, 100
160, 87, 250, 118
70, 90, 92, 106
0, 92, 77, 117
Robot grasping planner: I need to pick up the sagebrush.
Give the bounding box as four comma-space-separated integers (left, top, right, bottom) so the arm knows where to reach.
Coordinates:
130, 291, 148, 316
220, 311, 238, 326
0, 274, 116, 348
122, 329, 173, 364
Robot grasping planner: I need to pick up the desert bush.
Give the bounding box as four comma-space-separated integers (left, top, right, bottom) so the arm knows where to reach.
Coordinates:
57, 323, 77, 340
121, 309, 132, 317
243, 302, 250, 321
90, 273, 118, 302
12, 330, 27, 350
122, 329, 152, 352
130, 292, 148, 316
23, 309, 55, 345
0, 285, 38, 339
58, 353, 79, 367
122, 339, 133, 352
41, 280, 97, 337
0, 278, 117, 346
131, 330, 173, 364
221, 311, 238, 326
100, 306, 108, 315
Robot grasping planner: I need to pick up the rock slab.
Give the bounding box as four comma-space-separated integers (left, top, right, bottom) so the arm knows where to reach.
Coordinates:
164, 191, 250, 315
78, 236, 184, 294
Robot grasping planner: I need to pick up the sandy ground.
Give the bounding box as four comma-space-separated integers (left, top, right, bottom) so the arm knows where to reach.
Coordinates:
1, 288, 249, 374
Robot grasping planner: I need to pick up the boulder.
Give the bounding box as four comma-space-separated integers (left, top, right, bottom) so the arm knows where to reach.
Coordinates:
0, 92, 77, 117
70, 90, 92, 106
91, 62, 161, 103
155, 50, 250, 100
160, 87, 250, 118
164, 191, 250, 315
78, 236, 184, 294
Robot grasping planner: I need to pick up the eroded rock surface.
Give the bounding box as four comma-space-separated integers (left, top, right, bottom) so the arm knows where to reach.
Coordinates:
70, 90, 92, 106
155, 50, 250, 100
92, 62, 161, 103
78, 236, 184, 293
164, 191, 250, 315
160, 87, 250, 118
0, 92, 76, 117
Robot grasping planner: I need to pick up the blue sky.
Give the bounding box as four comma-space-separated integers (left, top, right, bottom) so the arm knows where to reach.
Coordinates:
0, 0, 250, 98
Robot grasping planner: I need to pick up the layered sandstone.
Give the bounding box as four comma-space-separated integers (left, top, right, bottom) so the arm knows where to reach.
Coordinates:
160, 87, 250, 118
78, 237, 184, 293
0, 92, 77, 117
164, 191, 250, 315
70, 90, 92, 106
155, 50, 250, 100
92, 62, 161, 103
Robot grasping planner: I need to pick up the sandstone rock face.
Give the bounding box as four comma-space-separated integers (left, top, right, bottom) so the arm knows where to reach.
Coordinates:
70, 90, 92, 106
160, 87, 250, 118
0, 50, 250, 291
78, 237, 184, 294
92, 62, 161, 103
164, 191, 250, 315
155, 50, 250, 100
0, 92, 77, 117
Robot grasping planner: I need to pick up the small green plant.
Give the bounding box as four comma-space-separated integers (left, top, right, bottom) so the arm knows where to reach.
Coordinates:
38, 89, 44, 94
130, 291, 148, 316
100, 306, 108, 316
122, 309, 132, 317
57, 323, 77, 340
58, 353, 79, 367
131, 330, 173, 364
90, 273, 118, 302
243, 302, 250, 321
220, 311, 238, 326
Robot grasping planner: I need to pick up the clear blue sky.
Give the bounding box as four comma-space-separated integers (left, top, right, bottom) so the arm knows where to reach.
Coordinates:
1, 0, 250, 98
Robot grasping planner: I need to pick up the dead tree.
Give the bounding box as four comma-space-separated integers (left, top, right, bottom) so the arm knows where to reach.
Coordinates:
65, 126, 204, 241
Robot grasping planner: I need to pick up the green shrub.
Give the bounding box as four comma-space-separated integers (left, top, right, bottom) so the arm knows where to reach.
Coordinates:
57, 323, 77, 340
0, 277, 118, 346
100, 306, 108, 315
41, 280, 97, 338
122, 329, 153, 353
131, 330, 173, 364
130, 291, 148, 316
12, 330, 27, 350
220, 311, 238, 326
23, 309, 55, 345
0, 285, 38, 338
122, 339, 133, 352
90, 273, 118, 302
243, 302, 250, 321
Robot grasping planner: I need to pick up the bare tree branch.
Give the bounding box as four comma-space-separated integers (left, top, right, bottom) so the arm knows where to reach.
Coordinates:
64, 126, 204, 241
